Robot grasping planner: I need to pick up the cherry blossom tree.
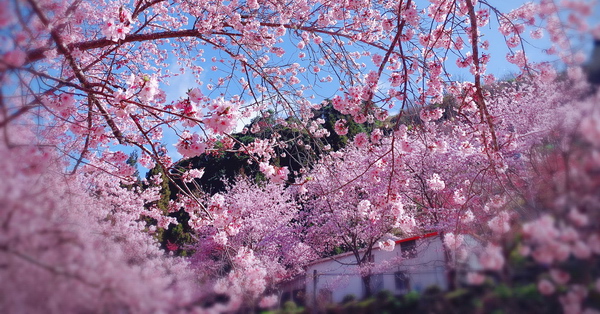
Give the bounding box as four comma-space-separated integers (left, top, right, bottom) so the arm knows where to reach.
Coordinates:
186, 178, 315, 308
1, 0, 600, 310
3, 0, 593, 171
0, 125, 202, 312
296, 68, 594, 295
446, 89, 600, 314
297, 137, 414, 296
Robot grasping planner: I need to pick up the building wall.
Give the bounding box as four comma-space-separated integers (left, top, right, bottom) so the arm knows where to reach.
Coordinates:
279, 275, 307, 306
305, 235, 447, 306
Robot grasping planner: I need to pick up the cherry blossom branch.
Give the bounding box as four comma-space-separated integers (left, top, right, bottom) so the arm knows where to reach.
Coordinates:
26, 0, 125, 144
465, 0, 499, 152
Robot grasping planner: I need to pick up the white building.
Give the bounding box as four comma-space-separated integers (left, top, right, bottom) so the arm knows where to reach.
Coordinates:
304, 232, 448, 307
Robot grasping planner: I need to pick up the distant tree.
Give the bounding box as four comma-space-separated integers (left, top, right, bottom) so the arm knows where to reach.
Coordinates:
126, 150, 141, 182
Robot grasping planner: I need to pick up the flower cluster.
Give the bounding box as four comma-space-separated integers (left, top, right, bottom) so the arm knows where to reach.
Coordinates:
175, 131, 207, 158
203, 98, 240, 135
101, 8, 132, 42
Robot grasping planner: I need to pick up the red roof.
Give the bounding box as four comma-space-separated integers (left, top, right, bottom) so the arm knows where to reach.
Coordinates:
307, 232, 440, 266
394, 232, 439, 244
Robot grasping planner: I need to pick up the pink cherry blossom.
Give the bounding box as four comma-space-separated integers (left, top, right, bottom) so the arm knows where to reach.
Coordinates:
334, 119, 349, 136
572, 241, 592, 259
259, 294, 278, 308
378, 239, 396, 252
568, 208, 589, 227
354, 132, 369, 148
467, 272, 486, 285
203, 98, 239, 134
181, 168, 205, 183
188, 88, 204, 103
487, 211, 511, 234
550, 269, 571, 285
538, 279, 556, 295
3, 0, 600, 308
444, 233, 464, 251
427, 173, 446, 191
480, 244, 505, 271
101, 18, 131, 42
1, 49, 26, 68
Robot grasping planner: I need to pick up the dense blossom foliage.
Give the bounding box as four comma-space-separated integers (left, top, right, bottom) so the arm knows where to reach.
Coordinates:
446, 92, 600, 314
187, 179, 314, 299
0, 126, 201, 312
1, 0, 600, 311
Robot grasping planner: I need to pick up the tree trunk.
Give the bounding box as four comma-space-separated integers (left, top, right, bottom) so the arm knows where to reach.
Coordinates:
362, 274, 372, 298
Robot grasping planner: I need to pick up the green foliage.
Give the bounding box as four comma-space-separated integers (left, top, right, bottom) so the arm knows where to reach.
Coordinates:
141, 163, 195, 256
177, 147, 258, 194
263, 301, 305, 314
493, 284, 513, 299
172, 102, 371, 196
126, 150, 141, 181
146, 163, 171, 213
386, 94, 459, 129
314, 102, 367, 151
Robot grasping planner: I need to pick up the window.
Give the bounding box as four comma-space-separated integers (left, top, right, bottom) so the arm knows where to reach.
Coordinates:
395, 271, 410, 291
400, 239, 417, 258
